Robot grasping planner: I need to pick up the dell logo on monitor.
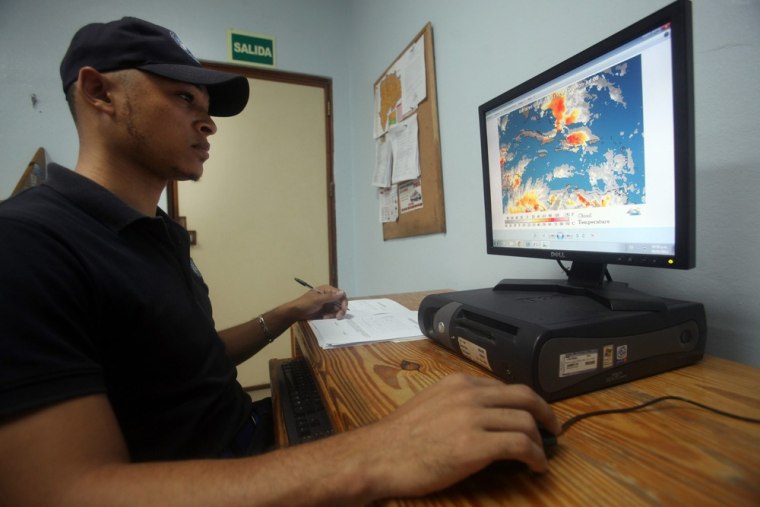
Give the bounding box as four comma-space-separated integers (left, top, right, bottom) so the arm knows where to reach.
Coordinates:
550, 251, 566, 259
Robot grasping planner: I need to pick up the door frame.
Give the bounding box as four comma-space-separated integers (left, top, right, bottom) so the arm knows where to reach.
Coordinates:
166, 62, 338, 287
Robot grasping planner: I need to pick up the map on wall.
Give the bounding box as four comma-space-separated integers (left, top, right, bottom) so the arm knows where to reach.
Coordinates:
498, 54, 646, 215
376, 72, 402, 134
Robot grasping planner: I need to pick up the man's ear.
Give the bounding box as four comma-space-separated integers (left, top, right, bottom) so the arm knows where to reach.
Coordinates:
76, 67, 117, 114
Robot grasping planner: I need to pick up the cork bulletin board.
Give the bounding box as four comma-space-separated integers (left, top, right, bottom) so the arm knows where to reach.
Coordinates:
375, 23, 445, 240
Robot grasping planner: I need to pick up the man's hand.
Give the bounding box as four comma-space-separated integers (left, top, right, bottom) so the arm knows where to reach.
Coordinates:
288, 284, 349, 320
334, 373, 562, 500
218, 284, 349, 364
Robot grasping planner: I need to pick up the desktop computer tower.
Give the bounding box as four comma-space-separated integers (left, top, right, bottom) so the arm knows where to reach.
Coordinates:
418, 287, 706, 402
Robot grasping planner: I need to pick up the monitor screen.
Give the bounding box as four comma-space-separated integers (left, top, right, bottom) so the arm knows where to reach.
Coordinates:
479, 0, 694, 290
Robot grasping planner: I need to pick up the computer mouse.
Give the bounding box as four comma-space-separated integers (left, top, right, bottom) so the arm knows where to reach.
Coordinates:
539, 426, 559, 458
491, 425, 560, 473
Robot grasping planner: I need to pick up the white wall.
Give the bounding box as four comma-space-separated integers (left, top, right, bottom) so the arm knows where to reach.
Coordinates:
343, 0, 760, 366
2, 0, 759, 366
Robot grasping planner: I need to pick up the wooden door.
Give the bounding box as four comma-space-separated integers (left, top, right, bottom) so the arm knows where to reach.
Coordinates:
169, 65, 335, 387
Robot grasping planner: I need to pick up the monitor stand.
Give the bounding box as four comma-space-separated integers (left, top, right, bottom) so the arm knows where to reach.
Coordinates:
493, 261, 667, 312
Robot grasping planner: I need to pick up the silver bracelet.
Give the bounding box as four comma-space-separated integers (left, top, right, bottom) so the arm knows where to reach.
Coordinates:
257, 314, 274, 343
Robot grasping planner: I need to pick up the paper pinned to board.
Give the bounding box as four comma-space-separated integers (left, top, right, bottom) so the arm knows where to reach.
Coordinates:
379, 185, 399, 223
308, 298, 424, 349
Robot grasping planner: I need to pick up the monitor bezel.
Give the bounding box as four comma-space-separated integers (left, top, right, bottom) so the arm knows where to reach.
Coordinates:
479, 0, 695, 272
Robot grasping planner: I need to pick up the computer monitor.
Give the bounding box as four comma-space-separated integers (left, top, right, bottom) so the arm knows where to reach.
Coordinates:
479, 0, 694, 311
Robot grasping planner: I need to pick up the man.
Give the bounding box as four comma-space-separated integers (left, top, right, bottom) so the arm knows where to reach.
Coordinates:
0, 17, 560, 506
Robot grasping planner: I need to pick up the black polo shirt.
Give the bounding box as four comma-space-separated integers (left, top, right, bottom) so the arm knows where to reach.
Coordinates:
0, 164, 252, 461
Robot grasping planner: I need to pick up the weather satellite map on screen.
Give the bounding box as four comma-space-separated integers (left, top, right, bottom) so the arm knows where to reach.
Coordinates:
498, 54, 645, 218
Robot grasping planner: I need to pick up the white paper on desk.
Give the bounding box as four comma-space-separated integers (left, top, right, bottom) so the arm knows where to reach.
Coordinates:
308, 298, 423, 349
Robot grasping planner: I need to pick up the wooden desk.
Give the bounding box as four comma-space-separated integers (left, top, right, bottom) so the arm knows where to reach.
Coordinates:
274, 292, 760, 506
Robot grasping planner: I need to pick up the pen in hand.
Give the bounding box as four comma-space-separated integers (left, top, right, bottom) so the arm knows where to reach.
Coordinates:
294, 277, 323, 293
294, 277, 347, 313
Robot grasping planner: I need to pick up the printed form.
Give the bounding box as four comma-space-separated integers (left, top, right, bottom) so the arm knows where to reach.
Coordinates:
308, 298, 423, 349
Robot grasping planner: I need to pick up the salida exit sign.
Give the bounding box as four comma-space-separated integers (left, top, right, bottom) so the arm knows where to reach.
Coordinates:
228, 30, 275, 67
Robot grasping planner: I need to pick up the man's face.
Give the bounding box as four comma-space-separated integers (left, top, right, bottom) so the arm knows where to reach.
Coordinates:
114, 70, 217, 183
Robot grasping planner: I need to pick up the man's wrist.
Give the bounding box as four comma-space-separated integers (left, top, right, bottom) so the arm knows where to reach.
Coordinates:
256, 314, 274, 343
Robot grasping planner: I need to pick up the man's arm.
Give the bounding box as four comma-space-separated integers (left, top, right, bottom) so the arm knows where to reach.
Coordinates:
0, 375, 560, 507
0, 394, 369, 507
218, 285, 348, 365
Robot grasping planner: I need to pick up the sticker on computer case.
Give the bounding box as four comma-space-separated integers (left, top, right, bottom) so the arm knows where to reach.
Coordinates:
603, 345, 614, 369
615, 345, 628, 366
559, 349, 599, 378
457, 337, 492, 371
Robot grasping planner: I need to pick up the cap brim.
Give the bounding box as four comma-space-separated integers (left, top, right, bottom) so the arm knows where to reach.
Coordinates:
140, 64, 249, 117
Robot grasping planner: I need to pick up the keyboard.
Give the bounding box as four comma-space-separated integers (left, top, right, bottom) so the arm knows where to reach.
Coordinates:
277, 358, 334, 444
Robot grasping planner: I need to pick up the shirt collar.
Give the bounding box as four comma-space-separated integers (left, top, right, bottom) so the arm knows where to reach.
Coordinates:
44, 164, 164, 232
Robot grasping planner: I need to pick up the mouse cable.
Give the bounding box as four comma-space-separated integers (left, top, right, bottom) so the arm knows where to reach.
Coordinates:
561, 395, 760, 433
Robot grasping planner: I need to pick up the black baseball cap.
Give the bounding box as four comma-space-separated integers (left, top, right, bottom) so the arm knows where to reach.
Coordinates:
60, 17, 249, 117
